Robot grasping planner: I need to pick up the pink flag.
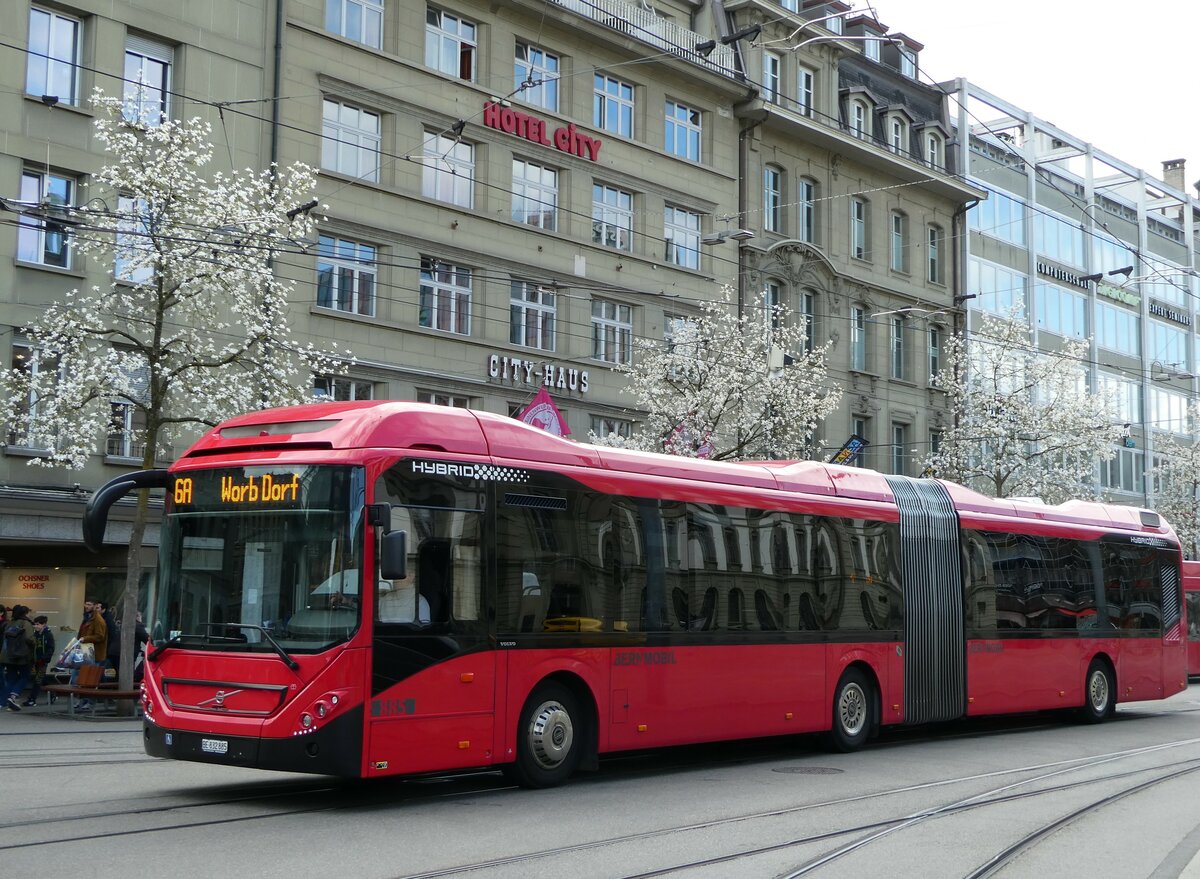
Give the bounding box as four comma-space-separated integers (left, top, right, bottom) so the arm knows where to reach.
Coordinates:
517, 387, 571, 437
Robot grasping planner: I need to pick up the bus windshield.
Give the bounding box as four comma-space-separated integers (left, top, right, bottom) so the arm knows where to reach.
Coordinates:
154, 465, 364, 655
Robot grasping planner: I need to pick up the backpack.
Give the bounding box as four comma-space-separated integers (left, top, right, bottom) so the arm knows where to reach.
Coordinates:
3, 623, 29, 663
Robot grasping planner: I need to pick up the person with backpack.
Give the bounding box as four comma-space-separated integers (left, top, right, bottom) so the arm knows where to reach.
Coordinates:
1, 605, 36, 711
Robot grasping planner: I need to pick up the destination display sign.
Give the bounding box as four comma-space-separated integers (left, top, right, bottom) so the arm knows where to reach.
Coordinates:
171, 469, 312, 509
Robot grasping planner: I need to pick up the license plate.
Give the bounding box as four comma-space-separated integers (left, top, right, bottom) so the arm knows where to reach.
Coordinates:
201, 738, 229, 755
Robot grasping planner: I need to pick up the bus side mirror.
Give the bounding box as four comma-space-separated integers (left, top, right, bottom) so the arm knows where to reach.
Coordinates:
380, 530, 408, 580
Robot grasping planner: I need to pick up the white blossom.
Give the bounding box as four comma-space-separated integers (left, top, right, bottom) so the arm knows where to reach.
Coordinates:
0, 91, 347, 697
591, 288, 841, 461
926, 309, 1120, 503
1150, 399, 1200, 558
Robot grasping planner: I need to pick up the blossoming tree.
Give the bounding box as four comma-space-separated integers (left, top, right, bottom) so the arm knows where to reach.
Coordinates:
0, 92, 344, 697
592, 288, 841, 461
1150, 400, 1200, 558
926, 309, 1120, 503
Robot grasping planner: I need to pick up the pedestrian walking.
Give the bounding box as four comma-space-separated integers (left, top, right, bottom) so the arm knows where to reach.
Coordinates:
99, 600, 121, 675
75, 599, 107, 711
0, 605, 36, 710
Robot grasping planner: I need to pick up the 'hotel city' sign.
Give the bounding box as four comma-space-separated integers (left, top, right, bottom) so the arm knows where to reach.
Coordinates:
482, 102, 603, 162
487, 354, 590, 395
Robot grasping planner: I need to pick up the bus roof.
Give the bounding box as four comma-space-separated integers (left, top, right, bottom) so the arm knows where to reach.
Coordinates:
183, 401, 1168, 537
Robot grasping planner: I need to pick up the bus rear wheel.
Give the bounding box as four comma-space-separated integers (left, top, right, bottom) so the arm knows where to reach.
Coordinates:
505, 682, 584, 788
1080, 659, 1115, 723
827, 668, 874, 752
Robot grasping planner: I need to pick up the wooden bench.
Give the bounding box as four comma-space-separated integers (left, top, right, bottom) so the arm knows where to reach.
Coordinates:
43, 666, 139, 716
43, 684, 140, 715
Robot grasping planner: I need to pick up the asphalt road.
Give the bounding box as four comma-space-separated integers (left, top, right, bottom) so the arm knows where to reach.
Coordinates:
7, 687, 1200, 878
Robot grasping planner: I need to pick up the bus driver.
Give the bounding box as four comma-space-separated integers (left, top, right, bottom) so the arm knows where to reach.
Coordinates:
378, 578, 430, 625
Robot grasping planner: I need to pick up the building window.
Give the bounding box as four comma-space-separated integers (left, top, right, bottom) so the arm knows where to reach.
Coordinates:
797, 67, 814, 118
419, 257, 471, 334
322, 99, 380, 182
123, 36, 172, 125
798, 177, 817, 244
969, 186, 1026, 246
592, 299, 633, 364
890, 317, 906, 380
927, 224, 943, 284
317, 235, 377, 316
27, 7, 80, 105
929, 429, 942, 457
511, 281, 556, 350
512, 159, 558, 231
926, 132, 942, 169
970, 257, 1027, 319
850, 306, 867, 371
1035, 282, 1087, 339
16, 169, 74, 268
852, 416, 869, 467
800, 290, 816, 352
891, 423, 908, 475
899, 48, 916, 78
107, 402, 147, 459
664, 206, 701, 270
765, 280, 784, 330
326, 0, 383, 49
1151, 387, 1189, 434
1150, 319, 1187, 367
1098, 373, 1142, 424
851, 197, 868, 260
763, 52, 782, 105
665, 101, 702, 162
593, 183, 633, 251
1099, 447, 1144, 494
594, 73, 634, 137
1032, 210, 1085, 268
850, 100, 868, 139
7, 342, 57, 448
889, 211, 907, 271
591, 415, 632, 438
764, 166, 783, 234
115, 195, 153, 284
515, 43, 559, 111
890, 118, 907, 154
425, 8, 476, 80
421, 131, 473, 207
863, 37, 881, 61
417, 390, 470, 408
1095, 301, 1140, 356
928, 325, 942, 379
314, 376, 373, 400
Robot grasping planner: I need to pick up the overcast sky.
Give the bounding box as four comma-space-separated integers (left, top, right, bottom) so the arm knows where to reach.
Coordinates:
868, 1, 1198, 189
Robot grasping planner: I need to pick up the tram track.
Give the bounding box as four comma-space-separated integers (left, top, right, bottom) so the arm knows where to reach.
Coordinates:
376, 739, 1200, 879
8, 729, 1200, 870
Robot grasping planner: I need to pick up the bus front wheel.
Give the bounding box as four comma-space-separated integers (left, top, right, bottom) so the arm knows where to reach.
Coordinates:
505, 682, 584, 788
827, 667, 874, 752
1080, 659, 1115, 723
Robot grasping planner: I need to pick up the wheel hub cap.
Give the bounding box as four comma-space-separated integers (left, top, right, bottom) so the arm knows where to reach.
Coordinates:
839, 684, 866, 736
529, 701, 574, 769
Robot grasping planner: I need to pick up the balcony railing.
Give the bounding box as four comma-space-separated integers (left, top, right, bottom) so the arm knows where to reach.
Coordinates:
548, 0, 737, 75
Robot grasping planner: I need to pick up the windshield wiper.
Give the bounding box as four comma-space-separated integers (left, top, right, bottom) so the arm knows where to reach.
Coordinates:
148, 634, 187, 663
205, 623, 300, 671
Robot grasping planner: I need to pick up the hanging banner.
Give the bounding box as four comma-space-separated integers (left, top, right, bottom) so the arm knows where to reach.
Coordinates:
517, 387, 571, 437
830, 434, 868, 465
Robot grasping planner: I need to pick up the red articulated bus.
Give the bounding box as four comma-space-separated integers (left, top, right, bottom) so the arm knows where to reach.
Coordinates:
1184, 561, 1200, 676
83, 402, 1188, 787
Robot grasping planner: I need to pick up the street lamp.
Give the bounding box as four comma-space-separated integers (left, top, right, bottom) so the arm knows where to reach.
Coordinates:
700, 228, 755, 246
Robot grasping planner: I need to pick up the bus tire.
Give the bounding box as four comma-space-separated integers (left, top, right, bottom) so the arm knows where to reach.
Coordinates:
1081, 659, 1115, 723
827, 667, 874, 752
505, 682, 584, 789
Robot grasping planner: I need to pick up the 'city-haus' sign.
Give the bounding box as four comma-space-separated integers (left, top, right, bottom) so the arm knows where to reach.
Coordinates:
1149, 299, 1193, 327
488, 354, 590, 394
482, 102, 603, 162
